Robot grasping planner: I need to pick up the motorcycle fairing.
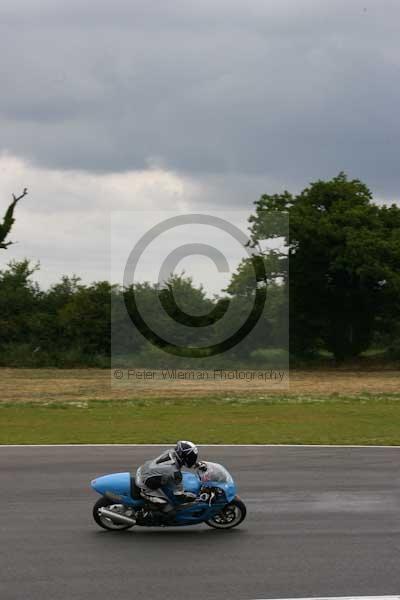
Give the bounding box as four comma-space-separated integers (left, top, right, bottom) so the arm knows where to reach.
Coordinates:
91, 472, 144, 507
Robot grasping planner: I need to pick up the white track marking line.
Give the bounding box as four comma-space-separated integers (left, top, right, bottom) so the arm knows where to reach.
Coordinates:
249, 597, 400, 600
0, 444, 400, 448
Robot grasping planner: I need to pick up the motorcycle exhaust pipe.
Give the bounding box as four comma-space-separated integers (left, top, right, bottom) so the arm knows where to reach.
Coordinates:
98, 507, 136, 526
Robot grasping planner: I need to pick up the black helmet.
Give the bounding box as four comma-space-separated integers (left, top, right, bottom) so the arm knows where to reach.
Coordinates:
175, 440, 198, 468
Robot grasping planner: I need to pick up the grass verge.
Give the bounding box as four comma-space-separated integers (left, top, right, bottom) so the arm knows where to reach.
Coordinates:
1, 394, 400, 445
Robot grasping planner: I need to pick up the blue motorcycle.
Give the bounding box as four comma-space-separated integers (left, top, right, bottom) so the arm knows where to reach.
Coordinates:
91, 461, 247, 530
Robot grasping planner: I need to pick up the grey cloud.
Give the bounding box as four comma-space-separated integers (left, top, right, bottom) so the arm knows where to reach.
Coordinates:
1, 0, 400, 197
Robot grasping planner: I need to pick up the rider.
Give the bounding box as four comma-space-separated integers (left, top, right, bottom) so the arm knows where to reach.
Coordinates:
135, 441, 199, 514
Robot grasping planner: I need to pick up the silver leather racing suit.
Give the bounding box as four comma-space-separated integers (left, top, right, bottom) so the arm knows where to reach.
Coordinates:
135, 448, 187, 511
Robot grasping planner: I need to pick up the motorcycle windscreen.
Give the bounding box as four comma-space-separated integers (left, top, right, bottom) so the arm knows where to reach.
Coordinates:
91, 472, 131, 496
198, 463, 237, 502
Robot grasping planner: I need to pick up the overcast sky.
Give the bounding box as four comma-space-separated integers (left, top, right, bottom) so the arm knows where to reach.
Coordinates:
0, 0, 399, 291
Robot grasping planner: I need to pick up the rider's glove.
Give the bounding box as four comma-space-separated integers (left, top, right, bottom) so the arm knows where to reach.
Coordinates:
183, 492, 197, 502
173, 490, 197, 503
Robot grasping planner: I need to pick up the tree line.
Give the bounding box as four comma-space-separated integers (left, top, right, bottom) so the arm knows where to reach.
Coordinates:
0, 173, 399, 367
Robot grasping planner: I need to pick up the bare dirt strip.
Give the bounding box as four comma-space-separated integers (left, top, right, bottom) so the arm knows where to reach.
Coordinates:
1, 368, 399, 403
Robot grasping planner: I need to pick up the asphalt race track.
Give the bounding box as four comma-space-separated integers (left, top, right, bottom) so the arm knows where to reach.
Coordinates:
1, 445, 399, 600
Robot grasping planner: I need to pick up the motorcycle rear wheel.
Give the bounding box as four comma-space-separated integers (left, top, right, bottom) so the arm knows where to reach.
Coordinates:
205, 498, 246, 529
93, 496, 135, 531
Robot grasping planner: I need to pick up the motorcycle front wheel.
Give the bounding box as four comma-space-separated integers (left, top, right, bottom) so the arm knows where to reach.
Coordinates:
205, 498, 247, 529
93, 496, 135, 531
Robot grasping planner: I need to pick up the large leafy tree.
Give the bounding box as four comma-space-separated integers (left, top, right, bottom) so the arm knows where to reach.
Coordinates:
248, 173, 400, 361
225, 258, 288, 354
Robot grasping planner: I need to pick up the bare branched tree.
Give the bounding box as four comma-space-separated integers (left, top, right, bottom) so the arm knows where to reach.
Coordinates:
0, 188, 28, 250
